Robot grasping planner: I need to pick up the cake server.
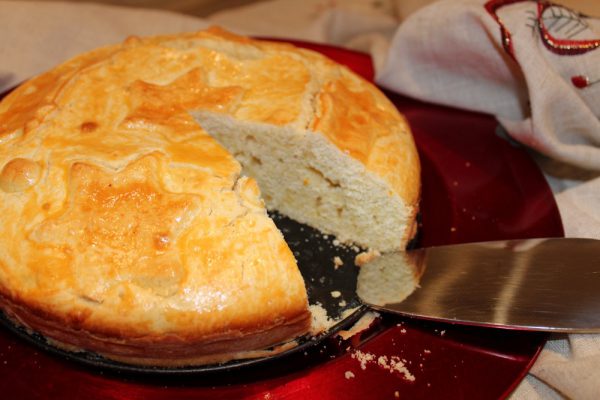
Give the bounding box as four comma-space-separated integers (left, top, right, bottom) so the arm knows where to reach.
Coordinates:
356, 237, 600, 332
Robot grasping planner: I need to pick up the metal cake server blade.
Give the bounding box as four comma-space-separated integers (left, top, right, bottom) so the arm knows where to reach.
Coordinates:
356, 238, 600, 332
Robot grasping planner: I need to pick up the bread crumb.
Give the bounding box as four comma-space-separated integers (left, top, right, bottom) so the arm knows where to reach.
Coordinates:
333, 256, 344, 269
351, 350, 375, 370
344, 370, 355, 379
354, 249, 381, 267
337, 311, 378, 340
400, 328, 406, 333
424, 349, 431, 354
394, 391, 400, 398
440, 330, 446, 336
330, 290, 341, 298
389, 356, 416, 381
338, 300, 347, 307
309, 303, 337, 335
351, 350, 415, 381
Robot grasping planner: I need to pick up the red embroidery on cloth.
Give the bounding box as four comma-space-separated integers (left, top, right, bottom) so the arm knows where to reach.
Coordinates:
485, 0, 599, 89
571, 75, 589, 88
571, 75, 600, 89
484, 0, 523, 59
536, 2, 600, 55
485, 0, 599, 56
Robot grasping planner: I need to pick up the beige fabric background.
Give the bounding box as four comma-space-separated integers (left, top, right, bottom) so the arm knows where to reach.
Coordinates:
25, 0, 600, 18
23, 0, 267, 16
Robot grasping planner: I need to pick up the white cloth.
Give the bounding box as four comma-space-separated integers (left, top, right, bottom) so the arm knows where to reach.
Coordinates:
1, 0, 600, 398
379, 0, 600, 170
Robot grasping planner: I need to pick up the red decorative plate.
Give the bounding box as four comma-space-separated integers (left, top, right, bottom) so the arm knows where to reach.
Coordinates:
0, 42, 563, 399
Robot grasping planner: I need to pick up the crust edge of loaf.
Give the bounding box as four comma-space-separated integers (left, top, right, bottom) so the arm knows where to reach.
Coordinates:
0, 290, 311, 367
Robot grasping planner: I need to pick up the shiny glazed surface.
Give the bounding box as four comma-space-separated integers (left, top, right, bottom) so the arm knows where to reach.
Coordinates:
0, 41, 563, 399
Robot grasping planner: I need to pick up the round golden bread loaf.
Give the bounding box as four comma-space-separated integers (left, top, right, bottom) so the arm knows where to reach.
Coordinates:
0, 27, 420, 366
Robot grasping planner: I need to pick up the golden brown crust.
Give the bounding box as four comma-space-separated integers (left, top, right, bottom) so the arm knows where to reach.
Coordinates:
1, 292, 309, 366
310, 74, 420, 208
0, 157, 41, 192
0, 27, 419, 365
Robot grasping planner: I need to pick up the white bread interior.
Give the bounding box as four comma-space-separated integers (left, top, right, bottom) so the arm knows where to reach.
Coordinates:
357, 251, 422, 306
195, 111, 415, 252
